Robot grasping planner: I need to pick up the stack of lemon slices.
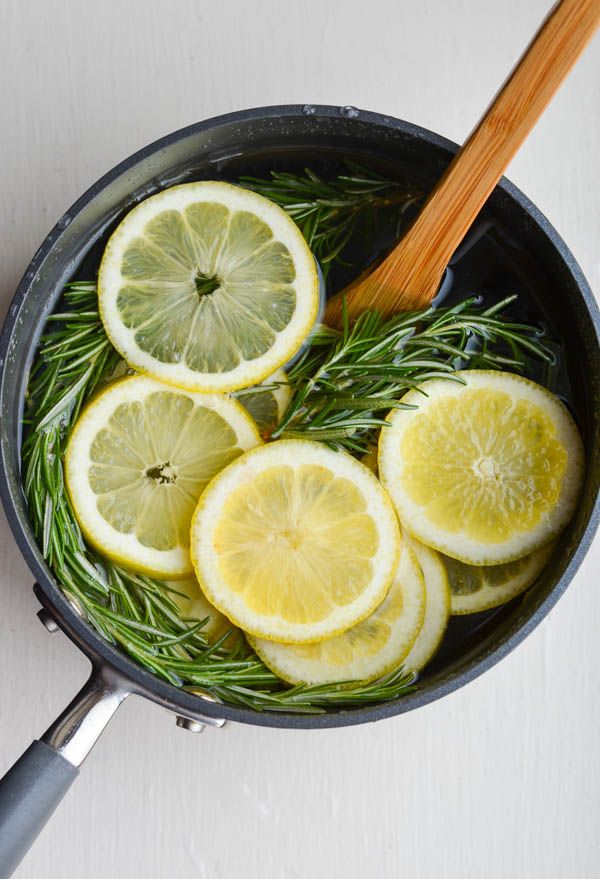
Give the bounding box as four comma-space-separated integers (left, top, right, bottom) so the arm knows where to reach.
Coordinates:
378, 371, 583, 621
64, 181, 584, 690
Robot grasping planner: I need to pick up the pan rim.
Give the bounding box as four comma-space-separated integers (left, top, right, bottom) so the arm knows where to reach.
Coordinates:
1, 103, 599, 729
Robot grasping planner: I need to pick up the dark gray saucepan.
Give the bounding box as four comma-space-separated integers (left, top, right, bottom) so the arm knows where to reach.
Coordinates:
0, 105, 598, 876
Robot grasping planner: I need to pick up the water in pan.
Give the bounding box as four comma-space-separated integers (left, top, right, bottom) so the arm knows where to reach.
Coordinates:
69, 144, 582, 684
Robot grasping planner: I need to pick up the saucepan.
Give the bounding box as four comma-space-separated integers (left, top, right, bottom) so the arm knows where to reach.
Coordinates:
0, 105, 598, 876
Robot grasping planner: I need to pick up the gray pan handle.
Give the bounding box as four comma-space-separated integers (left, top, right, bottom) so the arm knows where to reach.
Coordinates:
0, 741, 78, 877
0, 668, 128, 878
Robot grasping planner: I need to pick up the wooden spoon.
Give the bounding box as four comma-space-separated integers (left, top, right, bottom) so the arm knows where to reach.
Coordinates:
325, 0, 600, 327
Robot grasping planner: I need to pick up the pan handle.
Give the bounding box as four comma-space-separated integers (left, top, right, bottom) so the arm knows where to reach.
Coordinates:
0, 666, 128, 877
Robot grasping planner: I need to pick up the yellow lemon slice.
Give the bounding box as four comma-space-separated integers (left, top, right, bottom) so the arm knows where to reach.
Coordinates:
403, 535, 450, 672
444, 543, 554, 614
65, 374, 260, 577
248, 544, 425, 685
235, 368, 291, 437
191, 439, 401, 644
98, 181, 319, 393
360, 444, 379, 474
379, 371, 583, 565
169, 577, 240, 643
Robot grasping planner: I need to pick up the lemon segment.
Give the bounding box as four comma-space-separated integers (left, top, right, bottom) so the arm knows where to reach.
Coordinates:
98, 181, 319, 392
360, 445, 379, 474
402, 536, 450, 672
235, 368, 291, 437
248, 543, 425, 685
169, 577, 240, 643
65, 375, 261, 577
191, 439, 401, 644
379, 371, 584, 565
445, 543, 554, 614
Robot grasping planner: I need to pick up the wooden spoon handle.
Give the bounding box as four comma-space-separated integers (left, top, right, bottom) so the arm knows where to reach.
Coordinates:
325, 0, 600, 326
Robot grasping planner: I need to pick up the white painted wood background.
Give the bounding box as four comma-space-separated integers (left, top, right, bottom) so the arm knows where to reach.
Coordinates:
0, 1, 598, 877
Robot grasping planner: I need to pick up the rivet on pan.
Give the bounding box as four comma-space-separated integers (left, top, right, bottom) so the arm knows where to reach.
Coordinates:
37, 608, 59, 633
176, 716, 205, 733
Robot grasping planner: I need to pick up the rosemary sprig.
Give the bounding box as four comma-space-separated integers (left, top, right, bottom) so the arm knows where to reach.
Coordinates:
273, 296, 554, 453
21, 283, 416, 713
239, 162, 420, 277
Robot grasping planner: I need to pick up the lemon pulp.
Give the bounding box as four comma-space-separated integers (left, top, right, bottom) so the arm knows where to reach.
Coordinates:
191, 440, 401, 643
216, 466, 378, 618
379, 371, 583, 565
401, 388, 567, 542
249, 544, 425, 685
444, 543, 554, 614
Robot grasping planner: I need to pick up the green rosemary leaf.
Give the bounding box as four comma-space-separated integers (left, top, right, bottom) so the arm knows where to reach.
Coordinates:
42, 495, 53, 557
307, 396, 415, 413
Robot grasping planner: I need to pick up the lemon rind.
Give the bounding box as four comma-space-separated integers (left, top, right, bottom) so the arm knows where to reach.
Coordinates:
402, 536, 451, 672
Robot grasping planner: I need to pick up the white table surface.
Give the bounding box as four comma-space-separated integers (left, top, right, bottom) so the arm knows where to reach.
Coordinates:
1, 1, 599, 877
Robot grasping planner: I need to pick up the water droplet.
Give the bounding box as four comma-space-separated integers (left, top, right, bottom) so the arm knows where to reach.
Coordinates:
57, 213, 72, 229
302, 104, 316, 115
0, 358, 4, 369
339, 105, 359, 118
9, 304, 17, 317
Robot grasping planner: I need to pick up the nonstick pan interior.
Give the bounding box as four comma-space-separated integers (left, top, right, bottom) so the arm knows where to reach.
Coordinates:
1, 105, 599, 730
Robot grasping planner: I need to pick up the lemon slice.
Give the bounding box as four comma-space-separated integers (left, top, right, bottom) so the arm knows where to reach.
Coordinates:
402, 536, 450, 672
444, 543, 554, 615
379, 371, 584, 565
98, 181, 319, 393
360, 444, 379, 474
169, 577, 239, 642
191, 439, 401, 644
235, 368, 291, 437
65, 374, 260, 577
248, 543, 425, 685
